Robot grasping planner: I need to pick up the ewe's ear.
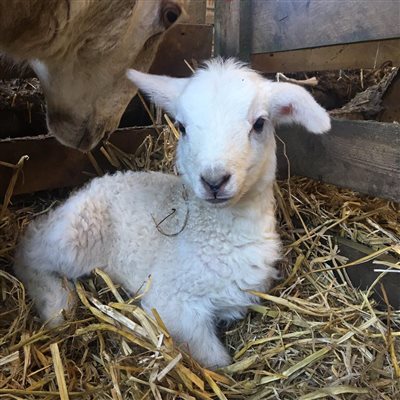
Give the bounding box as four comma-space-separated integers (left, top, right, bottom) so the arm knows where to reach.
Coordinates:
266, 82, 331, 134
126, 69, 189, 117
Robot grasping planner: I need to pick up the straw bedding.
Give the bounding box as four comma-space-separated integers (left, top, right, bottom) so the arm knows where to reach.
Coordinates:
0, 127, 399, 399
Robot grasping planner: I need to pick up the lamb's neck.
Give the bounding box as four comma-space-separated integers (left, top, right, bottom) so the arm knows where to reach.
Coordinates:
232, 139, 278, 221
234, 179, 276, 222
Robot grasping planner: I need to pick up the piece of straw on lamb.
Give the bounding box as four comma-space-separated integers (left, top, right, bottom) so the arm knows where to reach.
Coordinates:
14, 59, 330, 369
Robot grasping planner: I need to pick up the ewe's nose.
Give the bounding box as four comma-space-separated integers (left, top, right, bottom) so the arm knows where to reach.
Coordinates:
47, 109, 105, 151
201, 173, 231, 196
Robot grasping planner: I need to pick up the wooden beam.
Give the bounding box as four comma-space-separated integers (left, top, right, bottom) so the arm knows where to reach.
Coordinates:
276, 119, 400, 202
2, 121, 399, 203
251, 0, 400, 53
252, 39, 400, 73
0, 128, 154, 197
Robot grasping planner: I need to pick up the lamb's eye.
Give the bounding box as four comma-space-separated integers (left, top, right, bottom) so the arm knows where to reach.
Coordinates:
253, 117, 265, 133
177, 122, 186, 136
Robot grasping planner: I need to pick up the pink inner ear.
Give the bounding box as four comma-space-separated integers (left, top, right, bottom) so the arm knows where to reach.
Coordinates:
279, 103, 293, 116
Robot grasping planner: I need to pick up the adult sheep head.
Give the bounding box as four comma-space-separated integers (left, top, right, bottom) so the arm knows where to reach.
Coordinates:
0, 0, 186, 151
127, 59, 331, 204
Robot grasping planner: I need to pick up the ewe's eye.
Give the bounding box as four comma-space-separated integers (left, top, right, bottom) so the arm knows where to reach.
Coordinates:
161, 3, 182, 28
253, 117, 265, 133
177, 122, 186, 136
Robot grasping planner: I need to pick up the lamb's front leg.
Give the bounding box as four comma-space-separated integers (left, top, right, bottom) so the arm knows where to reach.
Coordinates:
143, 298, 231, 369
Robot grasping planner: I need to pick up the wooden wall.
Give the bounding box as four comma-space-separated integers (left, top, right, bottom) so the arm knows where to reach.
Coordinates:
215, 0, 400, 60
215, 0, 400, 202
276, 120, 400, 202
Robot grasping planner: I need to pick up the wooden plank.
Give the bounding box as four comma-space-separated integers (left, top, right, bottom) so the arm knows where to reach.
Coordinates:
0, 128, 154, 197
150, 24, 212, 77
336, 237, 400, 309
0, 24, 213, 80
2, 121, 399, 202
252, 39, 400, 73
185, 0, 207, 24
276, 119, 400, 202
214, 0, 241, 57
251, 0, 400, 53
214, 0, 252, 60
206, 0, 215, 25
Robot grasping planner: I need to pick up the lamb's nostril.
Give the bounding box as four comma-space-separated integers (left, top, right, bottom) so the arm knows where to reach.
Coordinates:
201, 174, 231, 195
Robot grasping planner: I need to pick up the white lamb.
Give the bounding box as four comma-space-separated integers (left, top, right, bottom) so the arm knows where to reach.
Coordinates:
14, 59, 330, 369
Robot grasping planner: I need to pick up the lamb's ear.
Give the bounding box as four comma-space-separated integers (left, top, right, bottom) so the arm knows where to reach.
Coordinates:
126, 69, 189, 117
266, 82, 331, 134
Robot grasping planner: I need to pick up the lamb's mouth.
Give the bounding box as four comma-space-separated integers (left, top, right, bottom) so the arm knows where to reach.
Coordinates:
205, 197, 232, 204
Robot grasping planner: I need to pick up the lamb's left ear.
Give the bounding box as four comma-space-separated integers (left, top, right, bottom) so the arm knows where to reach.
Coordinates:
126, 69, 189, 117
266, 82, 331, 134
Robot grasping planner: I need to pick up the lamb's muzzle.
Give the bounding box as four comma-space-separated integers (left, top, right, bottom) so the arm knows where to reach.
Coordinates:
200, 170, 232, 202
14, 58, 330, 369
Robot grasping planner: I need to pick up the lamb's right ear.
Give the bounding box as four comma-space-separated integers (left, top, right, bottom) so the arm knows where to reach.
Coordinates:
266, 81, 331, 134
126, 69, 189, 117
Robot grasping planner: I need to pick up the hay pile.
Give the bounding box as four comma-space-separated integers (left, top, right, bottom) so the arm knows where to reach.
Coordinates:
0, 78, 46, 139
0, 126, 399, 399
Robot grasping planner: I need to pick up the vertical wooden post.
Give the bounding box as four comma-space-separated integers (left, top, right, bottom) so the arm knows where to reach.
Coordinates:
214, 0, 252, 60
186, 0, 207, 24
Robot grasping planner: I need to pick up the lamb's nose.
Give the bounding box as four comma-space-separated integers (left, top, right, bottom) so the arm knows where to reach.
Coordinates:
201, 174, 231, 195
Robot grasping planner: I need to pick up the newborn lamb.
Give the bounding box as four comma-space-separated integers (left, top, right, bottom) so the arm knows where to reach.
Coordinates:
14, 59, 330, 369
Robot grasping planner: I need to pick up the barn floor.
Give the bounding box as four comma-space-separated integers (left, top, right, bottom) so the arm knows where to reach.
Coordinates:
0, 129, 399, 399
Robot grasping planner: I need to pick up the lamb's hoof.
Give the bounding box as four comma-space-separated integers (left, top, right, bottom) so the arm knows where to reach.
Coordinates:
38, 287, 77, 327
203, 352, 232, 370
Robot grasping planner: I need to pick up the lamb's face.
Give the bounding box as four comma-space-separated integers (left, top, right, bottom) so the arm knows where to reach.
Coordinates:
174, 68, 277, 205
127, 59, 331, 205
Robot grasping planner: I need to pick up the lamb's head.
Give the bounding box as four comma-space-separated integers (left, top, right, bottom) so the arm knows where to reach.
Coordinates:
127, 59, 331, 205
